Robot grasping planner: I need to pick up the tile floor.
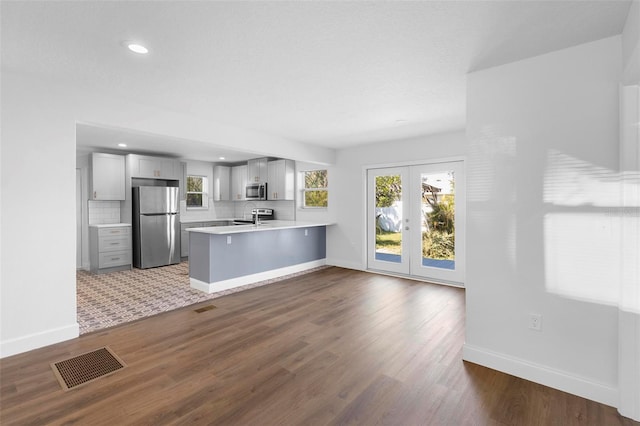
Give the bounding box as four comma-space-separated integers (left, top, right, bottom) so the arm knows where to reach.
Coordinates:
77, 261, 327, 334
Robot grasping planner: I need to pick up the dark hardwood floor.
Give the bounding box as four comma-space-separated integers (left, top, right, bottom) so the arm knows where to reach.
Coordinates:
1, 267, 636, 425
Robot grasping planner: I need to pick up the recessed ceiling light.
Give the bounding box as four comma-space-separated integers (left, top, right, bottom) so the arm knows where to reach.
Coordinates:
219, 157, 225, 160
123, 41, 148, 54
118, 143, 127, 147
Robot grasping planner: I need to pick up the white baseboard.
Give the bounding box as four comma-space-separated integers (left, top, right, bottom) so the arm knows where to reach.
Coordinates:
191, 259, 326, 294
462, 343, 618, 407
325, 258, 364, 271
1, 323, 79, 359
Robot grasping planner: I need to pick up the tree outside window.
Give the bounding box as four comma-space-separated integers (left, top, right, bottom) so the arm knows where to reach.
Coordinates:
186, 175, 208, 208
302, 170, 328, 208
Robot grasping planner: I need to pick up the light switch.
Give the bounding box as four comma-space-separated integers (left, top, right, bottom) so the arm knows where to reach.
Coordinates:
227, 236, 232, 244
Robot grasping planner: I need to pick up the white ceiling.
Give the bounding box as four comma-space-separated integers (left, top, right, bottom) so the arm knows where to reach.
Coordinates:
75, 123, 260, 164
2, 1, 632, 162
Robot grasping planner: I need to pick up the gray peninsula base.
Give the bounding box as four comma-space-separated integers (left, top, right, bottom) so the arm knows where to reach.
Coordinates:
189, 225, 326, 293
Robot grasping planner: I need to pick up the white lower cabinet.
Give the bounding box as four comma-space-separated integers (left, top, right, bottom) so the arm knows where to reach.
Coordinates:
181, 223, 202, 258
181, 221, 231, 258
89, 226, 132, 273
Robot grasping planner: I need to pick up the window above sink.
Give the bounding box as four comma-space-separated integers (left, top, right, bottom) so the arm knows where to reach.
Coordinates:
186, 175, 208, 209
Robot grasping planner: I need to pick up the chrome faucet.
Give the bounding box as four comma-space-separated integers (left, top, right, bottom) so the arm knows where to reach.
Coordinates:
243, 201, 260, 226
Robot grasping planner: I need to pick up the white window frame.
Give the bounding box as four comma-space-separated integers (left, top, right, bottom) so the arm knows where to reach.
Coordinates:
186, 175, 209, 209
300, 169, 328, 209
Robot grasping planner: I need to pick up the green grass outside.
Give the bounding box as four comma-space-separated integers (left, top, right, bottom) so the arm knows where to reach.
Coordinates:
377, 230, 454, 260
376, 231, 402, 254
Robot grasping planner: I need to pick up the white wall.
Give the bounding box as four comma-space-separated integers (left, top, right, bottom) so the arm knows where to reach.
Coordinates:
464, 36, 623, 406
327, 131, 466, 270
1, 73, 80, 356
618, 2, 640, 419
0, 71, 335, 357
622, 0, 639, 84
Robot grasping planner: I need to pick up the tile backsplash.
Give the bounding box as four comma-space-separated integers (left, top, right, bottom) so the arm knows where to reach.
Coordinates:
233, 200, 295, 221
88, 201, 121, 225
180, 199, 295, 222
179, 200, 235, 221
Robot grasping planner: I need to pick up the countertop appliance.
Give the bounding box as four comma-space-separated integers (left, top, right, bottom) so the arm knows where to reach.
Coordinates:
132, 186, 180, 268
246, 182, 267, 200
233, 208, 274, 225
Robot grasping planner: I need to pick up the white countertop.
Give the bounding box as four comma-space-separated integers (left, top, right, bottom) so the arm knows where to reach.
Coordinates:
89, 223, 131, 228
180, 218, 236, 224
186, 220, 332, 235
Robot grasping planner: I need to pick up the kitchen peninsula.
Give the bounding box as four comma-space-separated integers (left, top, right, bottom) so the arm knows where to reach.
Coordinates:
187, 221, 330, 293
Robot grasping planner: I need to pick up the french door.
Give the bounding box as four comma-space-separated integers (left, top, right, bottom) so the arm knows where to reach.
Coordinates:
367, 161, 465, 285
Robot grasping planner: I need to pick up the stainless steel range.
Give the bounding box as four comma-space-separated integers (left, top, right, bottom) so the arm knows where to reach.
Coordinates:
233, 208, 274, 225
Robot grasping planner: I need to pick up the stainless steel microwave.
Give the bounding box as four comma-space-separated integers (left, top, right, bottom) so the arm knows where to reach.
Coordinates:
246, 183, 267, 200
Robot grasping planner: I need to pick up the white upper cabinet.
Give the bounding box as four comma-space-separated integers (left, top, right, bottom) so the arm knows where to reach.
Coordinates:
267, 159, 295, 200
90, 153, 125, 200
231, 164, 248, 201
128, 154, 180, 180
247, 158, 268, 183
213, 165, 231, 201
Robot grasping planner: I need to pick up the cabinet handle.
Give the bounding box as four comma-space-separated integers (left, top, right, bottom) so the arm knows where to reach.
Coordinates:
111, 257, 121, 261
110, 242, 119, 245
94, 191, 97, 198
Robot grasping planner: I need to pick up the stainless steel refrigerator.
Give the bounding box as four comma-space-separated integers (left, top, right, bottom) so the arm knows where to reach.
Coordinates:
132, 186, 180, 269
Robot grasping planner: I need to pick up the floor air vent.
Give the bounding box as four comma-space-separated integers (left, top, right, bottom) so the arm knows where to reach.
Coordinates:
51, 347, 126, 391
194, 304, 217, 313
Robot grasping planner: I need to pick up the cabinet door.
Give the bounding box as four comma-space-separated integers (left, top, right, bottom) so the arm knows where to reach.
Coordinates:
213, 166, 231, 201
267, 161, 281, 200
231, 165, 247, 201
258, 158, 267, 182
100, 235, 131, 252
98, 250, 132, 268
159, 159, 179, 179
247, 158, 267, 183
180, 223, 202, 257
281, 159, 295, 200
138, 157, 160, 178
267, 159, 295, 200
247, 159, 258, 183
128, 154, 181, 179
91, 153, 125, 200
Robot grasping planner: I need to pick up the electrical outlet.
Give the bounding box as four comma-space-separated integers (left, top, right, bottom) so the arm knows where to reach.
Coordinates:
304, 229, 308, 236
529, 314, 542, 331
226, 236, 232, 245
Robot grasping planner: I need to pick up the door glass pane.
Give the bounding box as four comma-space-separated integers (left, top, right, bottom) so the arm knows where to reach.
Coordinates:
421, 171, 455, 270
375, 174, 403, 263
